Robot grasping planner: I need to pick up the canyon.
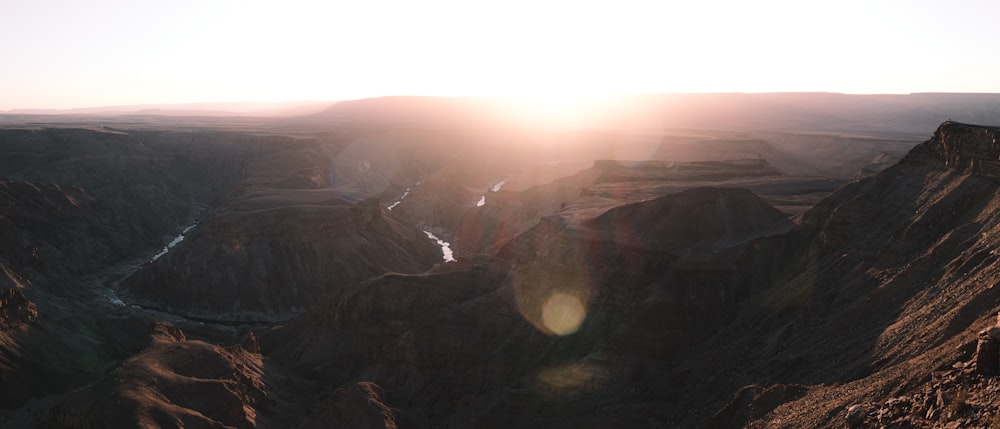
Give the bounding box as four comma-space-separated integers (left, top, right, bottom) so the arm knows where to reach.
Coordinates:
3, 95, 1000, 427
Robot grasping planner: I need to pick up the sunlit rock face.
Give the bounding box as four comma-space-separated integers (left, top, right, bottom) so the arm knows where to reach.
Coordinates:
121, 195, 442, 321
43, 322, 267, 429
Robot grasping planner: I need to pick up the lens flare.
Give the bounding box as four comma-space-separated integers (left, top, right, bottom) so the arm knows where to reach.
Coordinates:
535, 360, 612, 398
541, 293, 586, 336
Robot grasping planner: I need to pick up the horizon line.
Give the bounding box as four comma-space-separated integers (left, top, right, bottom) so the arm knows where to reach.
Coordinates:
6, 91, 1000, 115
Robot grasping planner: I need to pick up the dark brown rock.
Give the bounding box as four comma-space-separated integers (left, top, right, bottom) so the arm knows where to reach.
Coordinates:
239, 330, 260, 354
845, 403, 871, 428
975, 330, 1000, 375
0, 288, 37, 330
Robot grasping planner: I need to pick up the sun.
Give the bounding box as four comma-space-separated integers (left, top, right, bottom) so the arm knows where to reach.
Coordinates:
494, 92, 613, 128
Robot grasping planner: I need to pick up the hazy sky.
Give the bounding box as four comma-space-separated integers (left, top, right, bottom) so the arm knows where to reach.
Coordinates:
2, 0, 999, 110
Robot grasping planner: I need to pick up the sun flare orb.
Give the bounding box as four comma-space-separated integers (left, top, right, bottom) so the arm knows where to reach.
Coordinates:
541, 293, 586, 336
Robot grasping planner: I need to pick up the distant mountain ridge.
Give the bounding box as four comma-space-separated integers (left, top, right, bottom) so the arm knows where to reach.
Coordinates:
302, 93, 1000, 138
3, 100, 334, 117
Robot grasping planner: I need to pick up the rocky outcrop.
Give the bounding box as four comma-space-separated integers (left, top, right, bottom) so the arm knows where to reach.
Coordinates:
926, 121, 1000, 177
975, 326, 1000, 375
44, 322, 266, 429
586, 187, 793, 252
842, 365, 1000, 428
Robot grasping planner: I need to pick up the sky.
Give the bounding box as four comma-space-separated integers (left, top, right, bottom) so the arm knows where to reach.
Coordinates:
2, 0, 1000, 110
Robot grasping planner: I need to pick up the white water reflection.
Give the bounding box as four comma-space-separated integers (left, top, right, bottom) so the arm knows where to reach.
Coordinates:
387, 187, 410, 210
151, 224, 196, 261
387, 180, 421, 211
424, 230, 456, 262
477, 179, 509, 207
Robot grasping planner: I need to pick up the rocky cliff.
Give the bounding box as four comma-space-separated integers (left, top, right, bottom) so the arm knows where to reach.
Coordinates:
925, 120, 1000, 177
685, 120, 1000, 427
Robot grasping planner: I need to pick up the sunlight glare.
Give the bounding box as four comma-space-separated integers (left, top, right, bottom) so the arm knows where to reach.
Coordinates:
497, 94, 609, 128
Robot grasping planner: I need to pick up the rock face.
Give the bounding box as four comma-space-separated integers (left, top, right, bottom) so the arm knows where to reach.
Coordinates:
926, 121, 1000, 177
670, 120, 1000, 427
975, 327, 1000, 375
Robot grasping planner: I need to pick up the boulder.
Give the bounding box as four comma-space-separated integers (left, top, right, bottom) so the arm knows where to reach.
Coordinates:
974, 329, 1000, 375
